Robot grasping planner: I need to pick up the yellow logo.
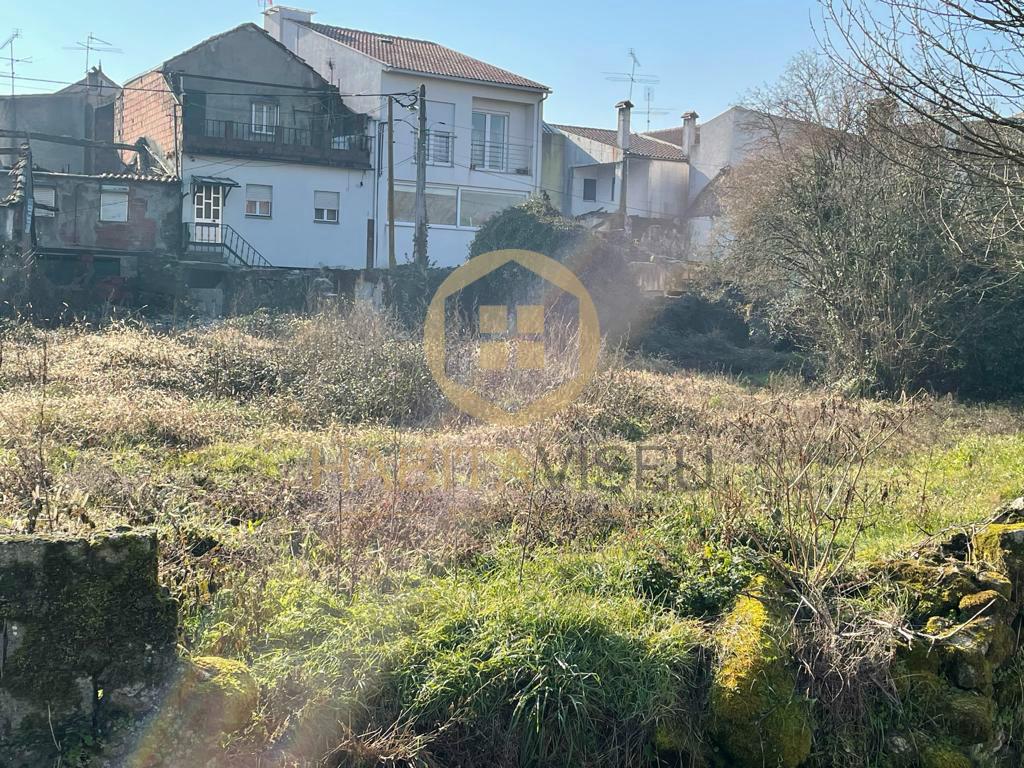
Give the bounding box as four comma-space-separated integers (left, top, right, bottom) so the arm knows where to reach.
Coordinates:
424, 249, 600, 426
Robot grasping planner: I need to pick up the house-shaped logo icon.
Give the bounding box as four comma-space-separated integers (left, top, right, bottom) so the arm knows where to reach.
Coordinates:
424, 249, 601, 426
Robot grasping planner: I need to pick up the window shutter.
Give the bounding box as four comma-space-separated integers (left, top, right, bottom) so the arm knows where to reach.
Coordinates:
314, 190, 339, 209
247, 184, 272, 202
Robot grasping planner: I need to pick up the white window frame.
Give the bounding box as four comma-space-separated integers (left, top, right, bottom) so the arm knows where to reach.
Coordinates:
582, 178, 597, 203
245, 184, 273, 218
99, 184, 129, 223
471, 110, 510, 171
251, 102, 279, 135
34, 186, 56, 217
313, 190, 340, 223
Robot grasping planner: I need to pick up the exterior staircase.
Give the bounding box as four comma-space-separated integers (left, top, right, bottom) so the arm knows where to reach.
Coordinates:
183, 223, 273, 268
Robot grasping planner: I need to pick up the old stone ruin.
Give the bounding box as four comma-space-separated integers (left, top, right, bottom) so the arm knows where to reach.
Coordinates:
0, 531, 255, 768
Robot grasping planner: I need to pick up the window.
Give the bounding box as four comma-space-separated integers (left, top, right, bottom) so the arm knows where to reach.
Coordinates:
251, 102, 279, 135
245, 184, 273, 218
611, 175, 616, 201
34, 186, 56, 217
424, 101, 455, 166
426, 131, 454, 165
458, 189, 526, 228
582, 178, 597, 202
314, 190, 340, 223
471, 111, 509, 171
394, 183, 457, 226
99, 185, 129, 222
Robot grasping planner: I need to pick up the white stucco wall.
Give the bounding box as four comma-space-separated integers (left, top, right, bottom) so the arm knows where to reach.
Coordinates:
267, 12, 547, 268
183, 155, 374, 269
561, 135, 688, 220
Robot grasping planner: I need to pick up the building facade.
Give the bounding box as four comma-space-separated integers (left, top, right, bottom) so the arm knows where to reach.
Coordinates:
543, 104, 689, 224
264, 6, 549, 268
116, 23, 375, 269
1, 144, 181, 300
0, 68, 123, 175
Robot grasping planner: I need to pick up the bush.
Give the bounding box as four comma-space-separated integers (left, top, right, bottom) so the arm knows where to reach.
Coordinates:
217, 545, 708, 768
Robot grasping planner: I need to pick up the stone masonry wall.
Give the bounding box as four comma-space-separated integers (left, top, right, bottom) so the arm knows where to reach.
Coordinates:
0, 530, 177, 767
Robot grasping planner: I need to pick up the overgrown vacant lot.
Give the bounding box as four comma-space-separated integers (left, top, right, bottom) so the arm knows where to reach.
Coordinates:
1, 308, 1022, 767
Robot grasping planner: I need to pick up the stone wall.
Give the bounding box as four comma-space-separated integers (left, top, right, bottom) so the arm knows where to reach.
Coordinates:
0, 530, 177, 767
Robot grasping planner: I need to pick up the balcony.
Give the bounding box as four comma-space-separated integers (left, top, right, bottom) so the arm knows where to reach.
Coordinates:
183, 118, 371, 169
470, 140, 534, 175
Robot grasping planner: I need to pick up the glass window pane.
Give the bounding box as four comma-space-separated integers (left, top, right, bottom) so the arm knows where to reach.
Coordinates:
459, 189, 526, 228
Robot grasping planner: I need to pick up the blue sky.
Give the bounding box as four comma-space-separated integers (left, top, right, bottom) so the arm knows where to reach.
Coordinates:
5, 0, 822, 130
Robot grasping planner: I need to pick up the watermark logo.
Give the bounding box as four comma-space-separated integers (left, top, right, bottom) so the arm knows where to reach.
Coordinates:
424, 249, 600, 426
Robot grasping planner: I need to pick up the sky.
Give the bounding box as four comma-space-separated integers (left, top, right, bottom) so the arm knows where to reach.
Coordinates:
3, 0, 823, 131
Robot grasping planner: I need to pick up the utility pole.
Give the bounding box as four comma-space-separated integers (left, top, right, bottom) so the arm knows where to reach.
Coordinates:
413, 83, 428, 266
387, 95, 396, 269
616, 100, 632, 234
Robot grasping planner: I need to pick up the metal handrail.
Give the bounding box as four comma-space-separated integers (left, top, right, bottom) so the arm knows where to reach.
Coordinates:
184, 222, 272, 268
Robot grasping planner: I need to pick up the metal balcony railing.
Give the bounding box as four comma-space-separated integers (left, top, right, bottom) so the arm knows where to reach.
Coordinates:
186, 118, 371, 167
470, 139, 533, 175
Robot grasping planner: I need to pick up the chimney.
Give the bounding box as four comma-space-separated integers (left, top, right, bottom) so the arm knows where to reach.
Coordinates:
616, 100, 633, 153
264, 6, 315, 51
681, 111, 698, 156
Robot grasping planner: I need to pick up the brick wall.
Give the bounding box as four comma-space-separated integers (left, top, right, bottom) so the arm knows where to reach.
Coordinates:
116, 70, 180, 170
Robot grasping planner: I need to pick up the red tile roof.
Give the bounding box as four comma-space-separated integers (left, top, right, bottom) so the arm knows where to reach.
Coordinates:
643, 126, 683, 147
302, 22, 549, 91
550, 124, 687, 161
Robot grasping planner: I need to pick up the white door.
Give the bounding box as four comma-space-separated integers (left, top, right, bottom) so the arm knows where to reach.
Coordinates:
193, 184, 223, 243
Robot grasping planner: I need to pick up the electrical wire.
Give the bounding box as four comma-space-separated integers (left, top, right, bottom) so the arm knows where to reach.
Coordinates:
0, 73, 416, 100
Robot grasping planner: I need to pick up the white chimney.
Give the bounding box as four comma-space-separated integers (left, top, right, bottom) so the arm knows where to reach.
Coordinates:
681, 111, 698, 156
264, 6, 315, 51
616, 100, 633, 153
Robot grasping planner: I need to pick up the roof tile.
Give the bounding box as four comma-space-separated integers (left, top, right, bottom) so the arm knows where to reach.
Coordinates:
302, 22, 548, 91
550, 124, 687, 161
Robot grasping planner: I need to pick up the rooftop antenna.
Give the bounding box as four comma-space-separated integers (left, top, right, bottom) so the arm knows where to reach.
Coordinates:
637, 85, 672, 131
63, 33, 122, 75
1, 30, 32, 98
603, 48, 659, 102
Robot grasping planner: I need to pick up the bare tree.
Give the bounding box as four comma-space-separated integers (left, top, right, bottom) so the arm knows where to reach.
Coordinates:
718, 55, 1024, 396
820, 1, 1024, 178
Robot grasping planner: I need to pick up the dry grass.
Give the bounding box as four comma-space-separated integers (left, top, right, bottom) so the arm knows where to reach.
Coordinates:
0, 308, 1021, 766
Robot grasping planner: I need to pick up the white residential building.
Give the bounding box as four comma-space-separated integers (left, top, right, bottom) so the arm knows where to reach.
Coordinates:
645, 106, 800, 257
542, 104, 689, 222
264, 6, 550, 268
117, 24, 375, 270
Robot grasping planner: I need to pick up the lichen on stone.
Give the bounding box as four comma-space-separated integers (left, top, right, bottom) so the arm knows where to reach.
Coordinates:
710, 591, 812, 768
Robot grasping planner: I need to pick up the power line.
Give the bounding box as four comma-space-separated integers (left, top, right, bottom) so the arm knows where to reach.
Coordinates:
0, 72, 416, 100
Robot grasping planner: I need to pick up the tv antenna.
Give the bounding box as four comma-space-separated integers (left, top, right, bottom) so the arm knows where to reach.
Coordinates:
637, 85, 672, 131
603, 48, 659, 101
63, 33, 122, 75
1, 30, 32, 98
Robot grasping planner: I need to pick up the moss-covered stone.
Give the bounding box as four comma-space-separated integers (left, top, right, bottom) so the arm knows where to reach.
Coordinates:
128, 656, 257, 768
973, 523, 1024, 600
710, 593, 812, 768
0, 530, 177, 768
881, 560, 980, 624
919, 744, 973, 768
958, 589, 1008, 619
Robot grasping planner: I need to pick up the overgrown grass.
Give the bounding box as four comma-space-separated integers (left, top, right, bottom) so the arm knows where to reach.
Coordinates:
0, 307, 1021, 766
